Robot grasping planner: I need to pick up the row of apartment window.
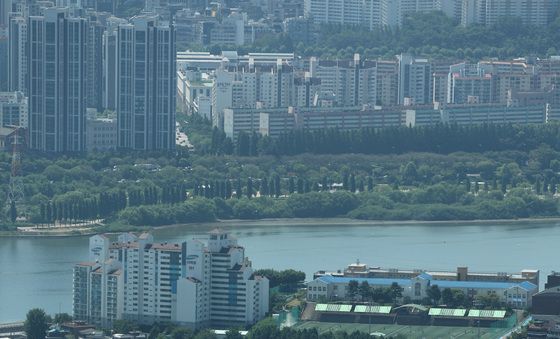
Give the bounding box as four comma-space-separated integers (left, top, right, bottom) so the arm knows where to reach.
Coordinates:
310, 286, 327, 291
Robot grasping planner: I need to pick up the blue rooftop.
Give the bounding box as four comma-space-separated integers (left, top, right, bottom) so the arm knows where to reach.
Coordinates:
316, 275, 537, 291
317, 275, 412, 287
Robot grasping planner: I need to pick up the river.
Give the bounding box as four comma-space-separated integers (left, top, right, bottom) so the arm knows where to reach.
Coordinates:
1, 218, 559, 323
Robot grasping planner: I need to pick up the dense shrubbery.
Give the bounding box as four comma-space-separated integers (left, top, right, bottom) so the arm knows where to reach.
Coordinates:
253, 269, 306, 289
117, 199, 216, 226
110, 184, 557, 226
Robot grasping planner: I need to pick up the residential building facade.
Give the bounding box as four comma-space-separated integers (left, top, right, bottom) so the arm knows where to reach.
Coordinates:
28, 7, 87, 152
461, 0, 560, 26
73, 231, 269, 329
116, 15, 176, 150
0, 91, 27, 127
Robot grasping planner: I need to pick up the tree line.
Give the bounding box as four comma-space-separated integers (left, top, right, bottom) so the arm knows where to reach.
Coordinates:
347, 281, 404, 305
35, 184, 187, 226
210, 11, 560, 61
211, 123, 560, 157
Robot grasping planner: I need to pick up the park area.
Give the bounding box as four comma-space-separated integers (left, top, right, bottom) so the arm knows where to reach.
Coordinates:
294, 321, 512, 339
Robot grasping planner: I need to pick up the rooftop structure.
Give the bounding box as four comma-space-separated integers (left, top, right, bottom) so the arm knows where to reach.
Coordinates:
177, 51, 295, 72
308, 274, 538, 308
314, 262, 540, 287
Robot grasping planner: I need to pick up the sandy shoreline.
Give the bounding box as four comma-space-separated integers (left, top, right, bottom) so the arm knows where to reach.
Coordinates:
2, 216, 560, 238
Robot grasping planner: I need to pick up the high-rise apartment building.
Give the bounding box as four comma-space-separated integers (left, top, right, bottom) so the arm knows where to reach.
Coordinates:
397, 54, 432, 105
0, 28, 8, 92
28, 7, 88, 152
303, 0, 381, 29
461, 0, 560, 26
116, 15, 176, 150
447, 63, 494, 104
304, 0, 462, 29
73, 230, 269, 329
211, 61, 295, 128
8, 15, 27, 94
0, 0, 12, 28
380, 0, 459, 27
309, 54, 378, 107
376, 60, 399, 106
74, 234, 124, 328
177, 229, 269, 328
102, 16, 126, 111
85, 11, 105, 112
0, 0, 11, 92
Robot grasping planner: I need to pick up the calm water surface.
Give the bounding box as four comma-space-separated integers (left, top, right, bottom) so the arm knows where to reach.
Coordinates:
1, 218, 559, 323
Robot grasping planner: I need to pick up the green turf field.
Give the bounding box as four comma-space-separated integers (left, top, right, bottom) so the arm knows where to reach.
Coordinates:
294, 321, 510, 338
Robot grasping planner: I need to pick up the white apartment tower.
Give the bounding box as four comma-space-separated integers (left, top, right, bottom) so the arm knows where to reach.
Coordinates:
176, 229, 269, 329
380, 0, 443, 27
28, 7, 87, 152
211, 61, 295, 128
116, 15, 176, 150
74, 235, 124, 328
461, 0, 560, 26
310, 54, 378, 107
304, 0, 381, 29
109, 233, 185, 324
305, 0, 462, 28
74, 231, 269, 329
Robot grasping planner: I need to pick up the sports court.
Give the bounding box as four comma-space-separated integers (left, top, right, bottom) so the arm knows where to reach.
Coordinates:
295, 321, 511, 338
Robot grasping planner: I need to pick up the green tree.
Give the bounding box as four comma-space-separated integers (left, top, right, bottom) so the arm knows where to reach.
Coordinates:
390, 283, 403, 303
10, 200, 17, 223
349, 174, 356, 193
427, 285, 441, 305
224, 329, 243, 339
193, 329, 217, 339
261, 177, 269, 196
402, 162, 418, 185
246, 178, 253, 199
112, 320, 138, 334
441, 288, 454, 306
347, 280, 359, 300
24, 309, 49, 339
236, 179, 242, 199
53, 313, 72, 324
171, 327, 194, 339
359, 281, 371, 301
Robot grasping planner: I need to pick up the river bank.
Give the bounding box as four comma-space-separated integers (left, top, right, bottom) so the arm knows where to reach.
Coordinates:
3, 218, 560, 322
3, 216, 560, 237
